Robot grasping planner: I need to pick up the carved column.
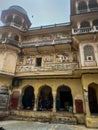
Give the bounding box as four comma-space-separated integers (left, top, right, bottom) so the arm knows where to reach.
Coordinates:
52, 92, 56, 112
75, 1, 78, 14
84, 88, 90, 116
33, 94, 38, 111
87, 0, 90, 12
11, 15, 16, 25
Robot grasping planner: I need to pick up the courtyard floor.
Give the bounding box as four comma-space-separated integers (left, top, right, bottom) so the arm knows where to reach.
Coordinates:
0, 120, 97, 130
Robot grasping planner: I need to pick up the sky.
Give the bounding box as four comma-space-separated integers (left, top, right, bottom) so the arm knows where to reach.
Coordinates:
0, 0, 70, 28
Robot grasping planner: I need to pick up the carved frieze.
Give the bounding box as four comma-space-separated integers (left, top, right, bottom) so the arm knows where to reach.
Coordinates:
24, 32, 69, 43
43, 55, 53, 63
56, 53, 69, 63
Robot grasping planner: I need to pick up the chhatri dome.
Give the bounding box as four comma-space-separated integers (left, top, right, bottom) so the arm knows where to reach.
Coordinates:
9, 5, 28, 16
1, 5, 31, 30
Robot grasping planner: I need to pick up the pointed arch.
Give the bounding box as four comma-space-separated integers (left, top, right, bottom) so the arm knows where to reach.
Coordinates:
38, 85, 53, 111
84, 45, 95, 61
56, 85, 73, 112
22, 85, 35, 110
11, 33, 19, 42
78, 1, 87, 11
88, 83, 98, 114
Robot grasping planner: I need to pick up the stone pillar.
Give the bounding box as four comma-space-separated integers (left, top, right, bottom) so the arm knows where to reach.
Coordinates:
21, 18, 24, 29
77, 22, 80, 29
33, 94, 38, 111
17, 89, 22, 110
76, 1, 78, 14
11, 15, 16, 26
79, 44, 84, 67
90, 20, 93, 27
84, 88, 90, 116
52, 92, 56, 112
73, 99, 76, 113
87, 0, 90, 12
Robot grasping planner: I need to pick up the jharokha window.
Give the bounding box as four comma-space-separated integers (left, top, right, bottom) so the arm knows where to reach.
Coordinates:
84, 45, 95, 61
89, 0, 98, 9
78, 1, 87, 11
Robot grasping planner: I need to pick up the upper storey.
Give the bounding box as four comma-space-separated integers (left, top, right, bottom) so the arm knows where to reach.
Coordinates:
1, 5, 31, 30
71, 0, 98, 16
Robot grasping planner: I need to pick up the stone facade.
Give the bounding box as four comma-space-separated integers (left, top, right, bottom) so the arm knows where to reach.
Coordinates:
0, 0, 98, 128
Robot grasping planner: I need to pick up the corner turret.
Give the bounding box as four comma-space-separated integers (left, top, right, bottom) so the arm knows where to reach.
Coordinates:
1, 5, 31, 30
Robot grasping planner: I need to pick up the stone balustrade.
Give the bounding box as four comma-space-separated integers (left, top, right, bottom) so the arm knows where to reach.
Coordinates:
72, 26, 98, 35
77, 7, 98, 14
16, 62, 78, 73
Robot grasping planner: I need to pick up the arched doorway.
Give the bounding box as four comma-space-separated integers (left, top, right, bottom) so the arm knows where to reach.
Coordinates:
88, 83, 98, 114
56, 85, 73, 112
38, 85, 53, 111
22, 85, 35, 110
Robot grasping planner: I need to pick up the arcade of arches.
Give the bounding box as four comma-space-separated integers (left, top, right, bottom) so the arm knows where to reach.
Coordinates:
10, 80, 98, 115
10, 85, 74, 113
21, 85, 73, 112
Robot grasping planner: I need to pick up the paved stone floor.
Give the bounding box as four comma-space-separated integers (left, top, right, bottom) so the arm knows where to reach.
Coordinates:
0, 120, 97, 130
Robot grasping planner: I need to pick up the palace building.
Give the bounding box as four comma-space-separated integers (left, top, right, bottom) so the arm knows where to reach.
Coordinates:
0, 0, 98, 128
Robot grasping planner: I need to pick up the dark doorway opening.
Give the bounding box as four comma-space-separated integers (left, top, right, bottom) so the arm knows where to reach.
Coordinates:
56, 86, 73, 112
22, 86, 35, 110
88, 84, 98, 114
38, 85, 53, 111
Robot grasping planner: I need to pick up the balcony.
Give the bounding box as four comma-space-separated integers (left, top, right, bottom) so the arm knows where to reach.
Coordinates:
16, 62, 78, 75
72, 26, 98, 35
0, 38, 19, 48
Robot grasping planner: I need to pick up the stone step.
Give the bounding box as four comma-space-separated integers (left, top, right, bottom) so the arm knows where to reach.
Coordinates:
5, 115, 77, 125
4, 110, 78, 125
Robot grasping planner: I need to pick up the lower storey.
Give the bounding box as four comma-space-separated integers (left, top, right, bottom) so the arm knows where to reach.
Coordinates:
0, 74, 98, 128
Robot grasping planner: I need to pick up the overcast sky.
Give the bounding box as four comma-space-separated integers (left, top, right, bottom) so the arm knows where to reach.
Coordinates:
0, 0, 70, 27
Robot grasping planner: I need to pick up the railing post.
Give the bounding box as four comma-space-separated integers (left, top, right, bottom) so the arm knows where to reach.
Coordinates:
93, 26, 96, 32
72, 28, 75, 34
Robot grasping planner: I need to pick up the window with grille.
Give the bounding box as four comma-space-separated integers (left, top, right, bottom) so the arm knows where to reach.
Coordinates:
89, 0, 98, 9
78, 1, 87, 11
84, 45, 95, 61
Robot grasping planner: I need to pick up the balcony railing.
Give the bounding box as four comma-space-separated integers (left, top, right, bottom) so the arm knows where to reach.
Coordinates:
5, 22, 26, 31
77, 7, 98, 14
16, 62, 78, 73
72, 26, 98, 35
0, 38, 19, 48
